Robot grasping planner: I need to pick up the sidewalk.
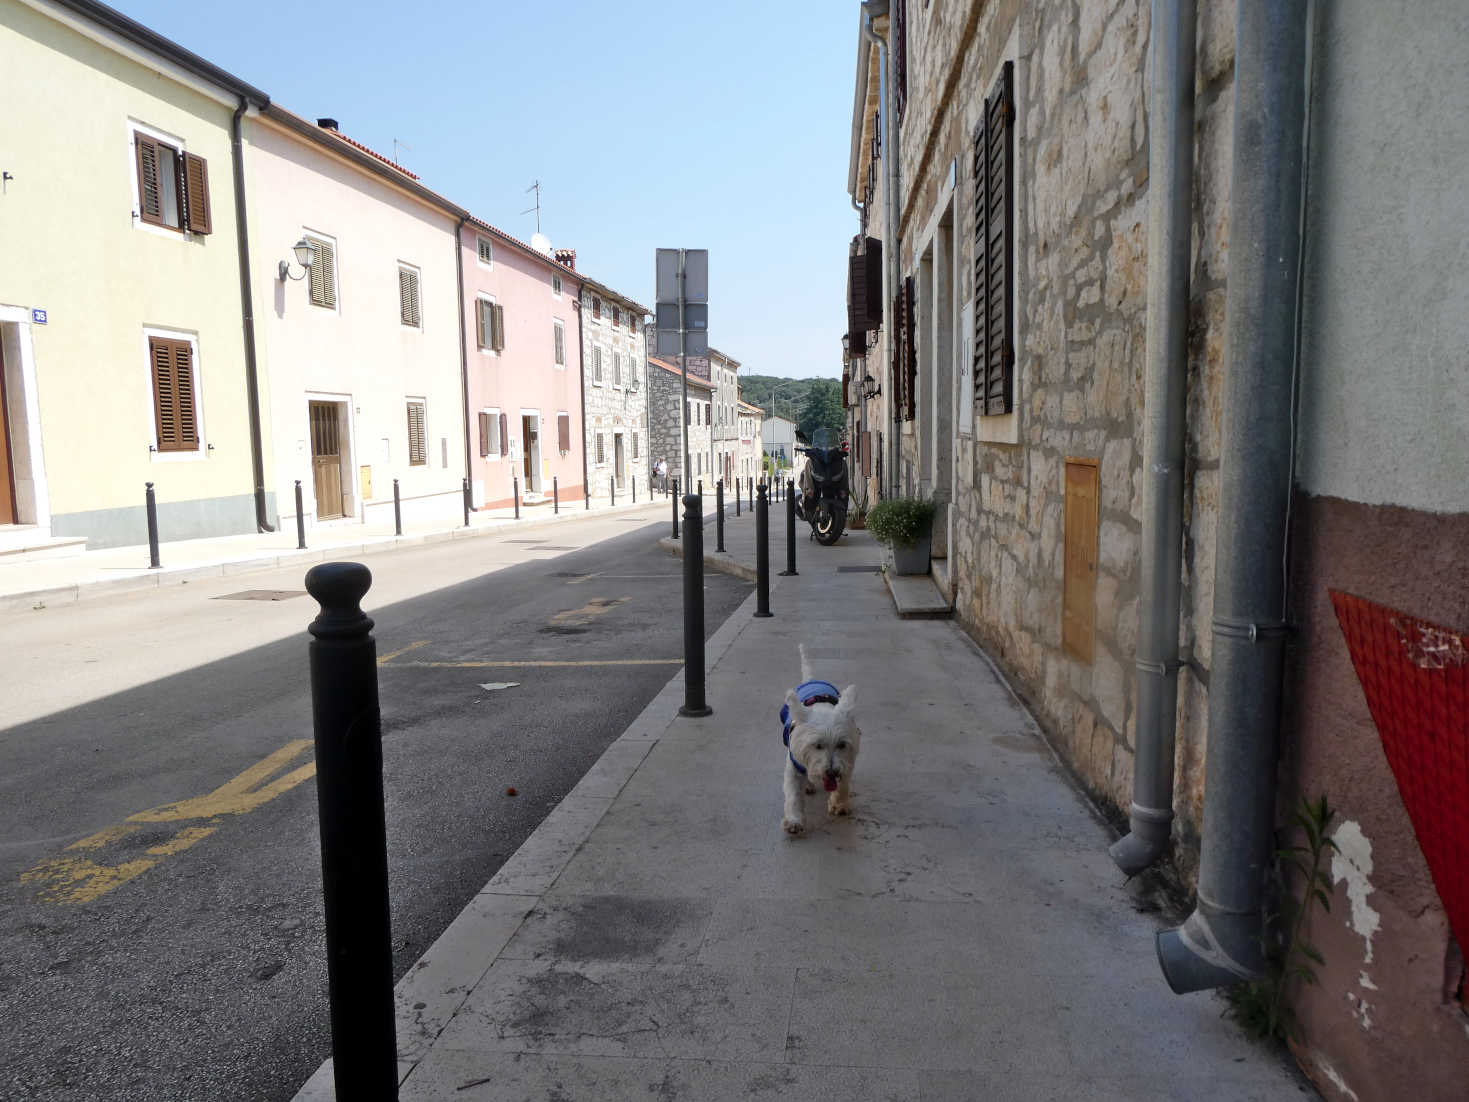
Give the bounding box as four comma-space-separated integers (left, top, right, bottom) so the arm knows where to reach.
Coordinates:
0, 491, 679, 612
295, 505, 1309, 1100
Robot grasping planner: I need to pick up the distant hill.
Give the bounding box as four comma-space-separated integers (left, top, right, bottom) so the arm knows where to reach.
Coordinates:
740, 375, 844, 443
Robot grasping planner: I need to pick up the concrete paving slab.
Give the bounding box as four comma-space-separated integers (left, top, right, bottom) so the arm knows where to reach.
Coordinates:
480, 795, 614, 897
883, 570, 955, 618
500, 894, 714, 966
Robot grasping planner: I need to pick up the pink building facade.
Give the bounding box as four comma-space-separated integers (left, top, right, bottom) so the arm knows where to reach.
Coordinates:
461, 222, 584, 509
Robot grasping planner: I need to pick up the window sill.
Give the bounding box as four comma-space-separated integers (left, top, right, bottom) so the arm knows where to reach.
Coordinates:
150, 447, 208, 464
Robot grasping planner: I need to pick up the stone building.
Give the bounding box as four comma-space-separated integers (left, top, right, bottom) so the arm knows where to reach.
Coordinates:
707, 347, 741, 485
647, 356, 712, 489
847, 1, 1469, 1097
577, 279, 648, 507
735, 399, 763, 489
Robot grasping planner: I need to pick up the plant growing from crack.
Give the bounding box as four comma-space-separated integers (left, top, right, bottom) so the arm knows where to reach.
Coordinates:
1224, 794, 1340, 1043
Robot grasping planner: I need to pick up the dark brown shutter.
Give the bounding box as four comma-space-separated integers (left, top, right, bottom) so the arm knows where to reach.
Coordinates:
150, 337, 198, 451
847, 248, 868, 356
974, 60, 1015, 417
182, 153, 211, 235
890, 288, 903, 422
136, 136, 164, 225
862, 237, 883, 326
499, 412, 509, 457
903, 275, 917, 420
894, 0, 909, 121
862, 431, 872, 476
478, 411, 490, 457
557, 413, 571, 452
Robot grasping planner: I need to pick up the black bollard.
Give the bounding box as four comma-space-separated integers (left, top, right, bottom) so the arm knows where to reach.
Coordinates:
697, 479, 703, 500
781, 480, 798, 576
735, 477, 741, 517
303, 562, 397, 1099
716, 479, 725, 553
672, 478, 680, 539
755, 484, 772, 617
392, 479, 402, 536
513, 477, 520, 519
145, 482, 161, 569
295, 480, 307, 549
610, 475, 616, 508
678, 494, 713, 717
553, 476, 559, 515
462, 479, 470, 528
584, 480, 590, 510
633, 478, 637, 504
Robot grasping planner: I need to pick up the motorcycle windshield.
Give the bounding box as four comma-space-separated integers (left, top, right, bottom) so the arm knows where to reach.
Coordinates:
810, 427, 832, 449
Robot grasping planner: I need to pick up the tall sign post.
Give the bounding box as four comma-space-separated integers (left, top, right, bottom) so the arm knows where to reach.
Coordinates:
656, 249, 709, 487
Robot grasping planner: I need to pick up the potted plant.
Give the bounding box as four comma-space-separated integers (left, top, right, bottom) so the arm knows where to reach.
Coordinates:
867, 496, 936, 575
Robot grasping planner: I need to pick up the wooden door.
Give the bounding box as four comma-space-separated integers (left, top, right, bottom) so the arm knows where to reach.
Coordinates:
0, 340, 15, 524
522, 416, 537, 488
309, 401, 343, 520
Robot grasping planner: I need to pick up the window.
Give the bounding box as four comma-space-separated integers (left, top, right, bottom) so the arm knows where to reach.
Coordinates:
554, 321, 565, 366
686, 400, 692, 424
592, 296, 601, 320
593, 347, 604, 383
973, 60, 1016, 416
629, 315, 638, 334
476, 235, 494, 266
132, 125, 211, 235
476, 298, 505, 351
613, 352, 622, 387
596, 434, 605, 464
398, 265, 421, 328
307, 235, 337, 309
148, 336, 199, 451
557, 413, 571, 454
552, 273, 562, 296
612, 306, 621, 328
633, 432, 639, 459
406, 400, 427, 465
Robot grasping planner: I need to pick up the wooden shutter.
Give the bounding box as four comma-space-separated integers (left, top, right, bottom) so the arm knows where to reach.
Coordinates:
862, 431, 872, 476
477, 236, 493, 264
863, 237, 883, 326
499, 412, 509, 456
594, 347, 603, 382
476, 300, 489, 348
903, 275, 917, 420
613, 307, 621, 329
149, 337, 198, 451
1063, 458, 1100, 662
596, 434, 604, 463
407, 402, 426, 465
847, 248, 868, 356
557, 413, 571, 452
309, 239, 336, 308
136, 136, 164, 226
593, 297, 601, 320
554, 323, 565, 365
633, 432, 639, 459
613, 352, 622, 386
974, 61, 1015, 417
182, 153, 211, 235
478, 411, 490, 457
491, 303, 506, 350
399, 268, 421, 328
894, 0, 909, 120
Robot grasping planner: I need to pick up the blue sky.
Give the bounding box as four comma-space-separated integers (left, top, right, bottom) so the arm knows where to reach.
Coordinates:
115, 0, 858, 381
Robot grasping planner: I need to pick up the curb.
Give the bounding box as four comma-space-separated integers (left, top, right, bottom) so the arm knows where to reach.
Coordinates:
656, 535, 758, 584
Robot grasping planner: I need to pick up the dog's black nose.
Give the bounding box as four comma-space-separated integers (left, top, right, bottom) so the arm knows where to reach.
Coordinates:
824, 768, 841, 780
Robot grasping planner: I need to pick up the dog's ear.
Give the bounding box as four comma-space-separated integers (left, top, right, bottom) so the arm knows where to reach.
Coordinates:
784, 689, 809, 726
836, 685, 858, 717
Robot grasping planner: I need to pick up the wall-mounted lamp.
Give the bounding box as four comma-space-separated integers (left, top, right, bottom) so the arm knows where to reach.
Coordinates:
861, 373, 881, 400
841, 334, 851, 366
278, 237, 316, 282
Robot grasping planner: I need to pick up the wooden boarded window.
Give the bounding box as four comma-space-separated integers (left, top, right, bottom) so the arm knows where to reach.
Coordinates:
973, 61, 1016, 417
596, 434, 605, 464
148, 337, 199, 451
478, 411, 491, 457
135, 133, 202, 233
554, 321, 565, 365
406, 400, 427, 466
308, 237, 337, 309
557, 413, 571, 453
1063, 458, 1100, 662
476, 236, 493, 265
399, 266, 421, 328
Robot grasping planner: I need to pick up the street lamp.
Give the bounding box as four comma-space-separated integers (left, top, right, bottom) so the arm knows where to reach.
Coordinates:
279, 236, 317, 282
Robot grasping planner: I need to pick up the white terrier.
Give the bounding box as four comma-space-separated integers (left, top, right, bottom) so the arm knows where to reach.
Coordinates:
780, 682, 860, 836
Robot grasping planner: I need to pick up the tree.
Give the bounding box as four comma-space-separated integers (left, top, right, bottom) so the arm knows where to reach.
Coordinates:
797, 380, 844, 444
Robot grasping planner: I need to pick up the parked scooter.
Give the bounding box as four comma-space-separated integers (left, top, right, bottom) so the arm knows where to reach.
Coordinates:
792, 428, 850, 545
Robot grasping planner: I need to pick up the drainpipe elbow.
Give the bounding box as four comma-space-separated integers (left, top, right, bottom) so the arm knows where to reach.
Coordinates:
1157, 900, 1267, 994
1109, 803, 1174, 875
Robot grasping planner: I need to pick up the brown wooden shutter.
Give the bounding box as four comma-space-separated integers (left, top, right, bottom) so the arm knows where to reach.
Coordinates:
863, 237, 883, 326
903, 275, 917, 420
847, 248, 868, 356
974, 61, 1015, 417
150, 337, 198, 451
476, 300, 488, 348
499, 412, 509, 456
182, 153, 211, 235
136, 136, 164, 226
557, 413, 571, 452
890, 288, 903, 422
491, 303, 506, 350
478, 411, 490, 457
633, 432, 639, 459
894, 0, 909, 121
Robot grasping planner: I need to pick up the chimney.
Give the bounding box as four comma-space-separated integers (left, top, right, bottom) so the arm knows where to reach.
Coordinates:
316, 118, 339, 132
554, 248, 577, 271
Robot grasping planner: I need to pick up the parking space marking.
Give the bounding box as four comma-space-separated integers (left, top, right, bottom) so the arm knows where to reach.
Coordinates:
377, 640, 430, 665
390, 659, 683, 668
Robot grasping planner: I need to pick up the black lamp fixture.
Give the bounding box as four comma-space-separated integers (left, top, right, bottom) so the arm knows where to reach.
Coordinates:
278, 237, 317, 282
861, 373, 881, 400
841, 333, 851, 366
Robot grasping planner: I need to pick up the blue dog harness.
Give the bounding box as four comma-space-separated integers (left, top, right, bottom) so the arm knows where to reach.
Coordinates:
780, 680, 841, 775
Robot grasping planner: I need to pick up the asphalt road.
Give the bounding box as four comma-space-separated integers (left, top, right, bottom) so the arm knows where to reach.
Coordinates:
0, 511, 751, 1100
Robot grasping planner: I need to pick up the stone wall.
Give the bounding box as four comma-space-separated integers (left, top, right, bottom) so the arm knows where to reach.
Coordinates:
647, 361, 711, 489
893, 0, 1235, 857
581, 288, 649, 505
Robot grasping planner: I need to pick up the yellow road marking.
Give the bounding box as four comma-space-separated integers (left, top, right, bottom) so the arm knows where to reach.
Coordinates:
550, 597, 628, 626
377, 639, 430, 665
21, 741, 317, 904
566, 571, 603, 585
393, 659, 683, 668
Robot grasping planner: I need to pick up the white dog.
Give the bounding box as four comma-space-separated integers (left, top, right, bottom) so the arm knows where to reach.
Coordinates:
780, 682, 860, 836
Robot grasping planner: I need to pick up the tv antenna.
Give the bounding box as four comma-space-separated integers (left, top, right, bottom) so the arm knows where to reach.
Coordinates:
392, 137, 412, 166
521, 180, 542, 233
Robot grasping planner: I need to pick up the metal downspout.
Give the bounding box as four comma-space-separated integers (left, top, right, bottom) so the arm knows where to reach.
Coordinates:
575, 294, 589, 500
1110, 0, 1197, 875
1157, 0, 1312, 993
861, 0, 899, 499
230, 99, 273, 531
455, 217, 473, 506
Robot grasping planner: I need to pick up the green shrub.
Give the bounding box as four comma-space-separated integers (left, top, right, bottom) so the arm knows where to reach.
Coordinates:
866, 497, 935, 548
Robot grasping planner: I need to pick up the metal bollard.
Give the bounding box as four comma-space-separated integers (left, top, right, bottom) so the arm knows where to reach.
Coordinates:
145, 482, 161, 569
716, 479, 725, 553
610, 475, 616, 508
678, 494, 713, 717
462, 479, 470, 528
781, 480, 798, 576
584, 480, 590, 510
553, 476, 559, 515
303, 562, 398, 1098
392, 479, 402, 536
755, 484, 772, 617
697, 479, 702, 502
735, 477, 741, 517
513, 477, 520, 519
633, 478, 637, 504
672, 478, 680, 539
295, 480, 307, 549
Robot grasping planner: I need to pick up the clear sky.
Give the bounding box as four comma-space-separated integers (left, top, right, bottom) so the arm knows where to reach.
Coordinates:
112, 0, 859, 381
